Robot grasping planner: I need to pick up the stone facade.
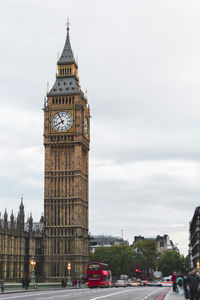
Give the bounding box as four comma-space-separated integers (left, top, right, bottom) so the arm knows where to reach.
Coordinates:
43, 24, 90, 281
0, 199, 44, 282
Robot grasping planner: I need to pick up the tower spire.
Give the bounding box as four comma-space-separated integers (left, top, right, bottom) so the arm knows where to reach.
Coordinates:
66, 18, 70, 34
57, 19, 74, 65
48, 21, 80, 97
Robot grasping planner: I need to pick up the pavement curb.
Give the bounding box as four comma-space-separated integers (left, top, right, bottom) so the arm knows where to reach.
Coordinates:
164, 288, 171, 300
164, 288, 182, 300
156, 287, 171, 300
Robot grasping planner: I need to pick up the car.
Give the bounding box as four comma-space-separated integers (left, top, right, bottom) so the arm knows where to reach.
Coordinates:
146, 281, 162, 287
136, 279, 149, 286
114, 280, 127, 287
160, 277, 172, 287
127, 281, 136, 287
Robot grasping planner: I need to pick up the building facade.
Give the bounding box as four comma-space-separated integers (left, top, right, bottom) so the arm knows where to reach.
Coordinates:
43, 23, 90, 281
189, 206, 200, 269
90, 235, 129, 253
0, 200, 44, 283
133, 235, 179, 255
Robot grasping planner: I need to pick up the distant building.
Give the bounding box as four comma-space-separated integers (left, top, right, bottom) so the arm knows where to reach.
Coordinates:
90, 235, 129, 253
189, 207, 200, 269
132, 234, 179, 255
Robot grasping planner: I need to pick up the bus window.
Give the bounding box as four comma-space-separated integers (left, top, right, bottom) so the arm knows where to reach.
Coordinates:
88, 264, 100, 271
89, 274, 100, 279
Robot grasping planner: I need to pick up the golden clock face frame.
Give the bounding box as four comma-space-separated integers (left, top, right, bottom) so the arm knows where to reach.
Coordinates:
50, 110, 74, 134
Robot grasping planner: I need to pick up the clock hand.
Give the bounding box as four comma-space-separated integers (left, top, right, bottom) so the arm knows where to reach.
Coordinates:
56, 120, 64, 126
58, 113, 63, 122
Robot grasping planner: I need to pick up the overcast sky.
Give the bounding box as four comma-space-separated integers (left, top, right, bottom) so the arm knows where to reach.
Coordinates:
0, 0, 200, 255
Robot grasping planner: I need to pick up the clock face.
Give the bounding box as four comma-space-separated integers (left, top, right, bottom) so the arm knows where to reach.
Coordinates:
84, 115, 88, 135
52, 111, 73, 132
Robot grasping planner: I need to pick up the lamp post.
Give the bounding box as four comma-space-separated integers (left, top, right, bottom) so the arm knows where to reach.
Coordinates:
30, 257, 36, 286
67, 262, 72, 287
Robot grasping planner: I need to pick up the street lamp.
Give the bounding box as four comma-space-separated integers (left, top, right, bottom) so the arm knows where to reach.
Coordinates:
30, 257, 36, 286
196, 260, 200, 273
67, 262, 72, 287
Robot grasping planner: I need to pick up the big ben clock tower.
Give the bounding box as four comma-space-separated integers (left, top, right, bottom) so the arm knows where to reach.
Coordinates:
43, 21, 90, 281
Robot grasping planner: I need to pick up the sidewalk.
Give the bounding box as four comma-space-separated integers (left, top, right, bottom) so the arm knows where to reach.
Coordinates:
165, 288, 186, 300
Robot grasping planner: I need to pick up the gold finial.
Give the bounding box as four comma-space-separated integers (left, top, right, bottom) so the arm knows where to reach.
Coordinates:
66, 18, 71, 31
57, 51, 59, 62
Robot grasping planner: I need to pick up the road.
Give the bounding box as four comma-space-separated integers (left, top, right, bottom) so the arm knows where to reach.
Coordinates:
0, 286, 170, 300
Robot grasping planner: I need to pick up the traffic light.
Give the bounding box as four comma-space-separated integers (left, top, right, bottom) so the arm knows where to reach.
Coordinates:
135, 268, 141, 273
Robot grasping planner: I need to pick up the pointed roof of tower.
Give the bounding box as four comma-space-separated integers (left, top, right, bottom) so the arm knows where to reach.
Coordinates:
48, 20, 82, 97
57, 19, 75, 65
20, 195, 24, 211
10, 210, 15, 228
4, 209, 8, 220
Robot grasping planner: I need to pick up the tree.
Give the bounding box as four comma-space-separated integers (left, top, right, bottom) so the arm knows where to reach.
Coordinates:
183, 255, 189, 272
132, 240, 157, 276
158, 250, 182, 276
90, 245, 134, 277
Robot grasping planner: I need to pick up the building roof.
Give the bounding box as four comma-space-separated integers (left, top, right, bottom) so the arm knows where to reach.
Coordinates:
57, 25, 75, 65
48, 77, 80, 97
48, 23, 81, 97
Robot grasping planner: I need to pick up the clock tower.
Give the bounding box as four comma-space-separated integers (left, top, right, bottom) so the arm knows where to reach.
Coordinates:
43, 22, 90, 281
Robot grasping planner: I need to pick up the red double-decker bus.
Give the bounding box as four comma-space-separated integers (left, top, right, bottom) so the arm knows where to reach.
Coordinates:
87, 262, 112, 288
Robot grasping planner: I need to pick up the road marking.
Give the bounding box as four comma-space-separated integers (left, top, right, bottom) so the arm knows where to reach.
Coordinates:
0, 290, 83, 300
141, 288, 164, 300
89, 288, 138, 300
33, 291, 92, 299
